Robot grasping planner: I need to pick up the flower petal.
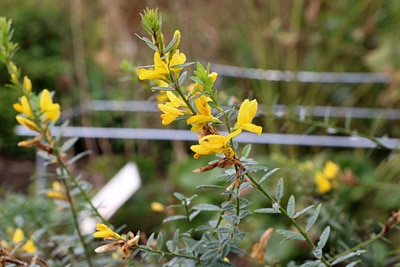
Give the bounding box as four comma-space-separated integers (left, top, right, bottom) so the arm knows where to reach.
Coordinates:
241, 123, 262, 135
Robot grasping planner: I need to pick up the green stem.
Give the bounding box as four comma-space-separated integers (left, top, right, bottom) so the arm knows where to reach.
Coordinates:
53, 146, 107, 224
183, 198, 193, 230
44, 135, 108, 265
247, 173, 331, 266
59, 177, 93, 267
137, 245, 199, 262
173, 81, 196, 115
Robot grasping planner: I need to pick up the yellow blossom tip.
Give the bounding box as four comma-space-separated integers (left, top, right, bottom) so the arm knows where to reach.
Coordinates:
151, 202, 165, 212
23, 76, 32, 93
93, 223, 121, 239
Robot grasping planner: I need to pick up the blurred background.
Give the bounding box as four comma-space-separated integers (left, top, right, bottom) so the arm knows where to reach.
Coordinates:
0, 0, 400, 264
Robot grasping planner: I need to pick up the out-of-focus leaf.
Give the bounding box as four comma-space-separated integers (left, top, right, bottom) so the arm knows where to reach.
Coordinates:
287, 195, 296, 218
306, 204, 321, 232
276, 177, 284, 201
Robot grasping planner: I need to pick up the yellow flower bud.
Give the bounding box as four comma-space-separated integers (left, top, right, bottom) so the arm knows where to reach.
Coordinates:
93, 223, 122, 239
11, 73, 18, 83
151, 202, 165, 212
12, 228, 24, 243
22, 238, 37, 254
23, 76, 32, 93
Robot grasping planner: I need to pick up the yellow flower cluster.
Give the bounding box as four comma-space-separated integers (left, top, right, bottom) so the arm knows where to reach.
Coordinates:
314, 160, 340, 194
139, 30, 186, 84
7, 62, 61, 152
0, 227, 37, 254
13, 88, 60, 132
137, 18, 263, 160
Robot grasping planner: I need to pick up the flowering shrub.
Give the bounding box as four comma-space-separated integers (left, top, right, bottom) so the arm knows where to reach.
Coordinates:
1, 8, 400, 267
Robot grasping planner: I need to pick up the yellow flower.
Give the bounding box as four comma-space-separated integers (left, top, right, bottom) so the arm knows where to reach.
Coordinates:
139, 52, 170, 82
10, 228, 37, 254
323, 160, 340, 179
314, 171, 333, 194
187, 95, 220, 132
14, 95, 39, 131
226, 99, 263, 140
40, 89, 61, 122
94, 231, 139, 259
13, 95, 33, 117
46, 181, 67, 201
12, 228, 25, 243
314, 161, 340, 194
139, 46, 186, 84
151, 202, 165, 212
158, 91, 188, 125
22, 238, 37, 254
169, 49, 186, 76
156, 90, 168, 103
23, 76, 32, 93
11, 73, 18, 83
190, 134, 234, 159
16, 115, 39, 131
93, 223, 122, 240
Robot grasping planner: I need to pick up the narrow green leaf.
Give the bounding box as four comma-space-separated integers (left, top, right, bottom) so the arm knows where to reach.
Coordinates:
164, 33, 179, 54
276, 229, 305, 243
299, 260, 325, 267
55, 120, 70, 142
156, 232, 164, 250
189, 210, 200, 221
241, 144, 252, 158
317, 226, 330, 250
276, 177, 284, 201
189, 76, 205, 88
313, 248, 322, 259
135, 33, 158, 51
151, 86, 174, 91
293, 204, 314, 219
306, 204, 321, 232
331, 250, 366, 265
170, 61, 196, 69
207, 100, 218, 109
65, 150, 91, 166
166, 230, 180, 253
196, 184, 226, 190
173, 192, 185, 201
192, 203, 221, 211
287, 195, 296, 218
146, 233, 155, 247
60, 137, 78, 153
163, 215, 187, 223
179, 71, 187, 86
259, 168, 280, 184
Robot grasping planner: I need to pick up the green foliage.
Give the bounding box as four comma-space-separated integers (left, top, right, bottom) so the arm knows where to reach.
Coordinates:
0, 0, 69, 155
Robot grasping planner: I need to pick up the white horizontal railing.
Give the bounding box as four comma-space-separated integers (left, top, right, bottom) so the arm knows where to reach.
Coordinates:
14, 125, 400, 149
211, 63, 390, 84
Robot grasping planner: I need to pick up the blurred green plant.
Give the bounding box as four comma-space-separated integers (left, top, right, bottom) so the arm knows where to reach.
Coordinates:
0, 0, 69, 155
